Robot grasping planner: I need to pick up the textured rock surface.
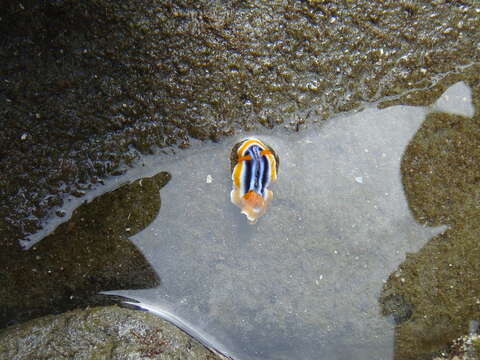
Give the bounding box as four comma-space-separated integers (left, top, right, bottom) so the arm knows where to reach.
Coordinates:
0, 306, 228, 360
0, 172, 170, 329
1, 1, 480, 358
105, 81, 474, 360
1, 0, 479, 241
380, 76, 480, 360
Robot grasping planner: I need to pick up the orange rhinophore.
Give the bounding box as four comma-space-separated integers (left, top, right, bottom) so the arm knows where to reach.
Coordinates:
230, 138, 279, 223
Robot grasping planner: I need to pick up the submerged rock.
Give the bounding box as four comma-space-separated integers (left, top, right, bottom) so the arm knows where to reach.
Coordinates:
0, 306, 228, 360
0, 172, 170, 329
380, 82, 480, 359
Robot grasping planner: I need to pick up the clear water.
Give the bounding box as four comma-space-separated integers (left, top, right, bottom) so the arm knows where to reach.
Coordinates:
99, 82, 472, 359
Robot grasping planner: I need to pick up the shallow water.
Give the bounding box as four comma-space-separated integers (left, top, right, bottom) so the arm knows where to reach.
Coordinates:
102, 83, 474, 359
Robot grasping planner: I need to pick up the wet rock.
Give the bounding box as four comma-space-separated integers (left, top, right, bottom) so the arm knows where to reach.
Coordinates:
432, 331, 480, 360
0, 172, 170, 329
1, 0, 479, 239
0, 305, 228, 360
109, 84, 472, 359
379, 78, 480, 359
380, 294, 413, 325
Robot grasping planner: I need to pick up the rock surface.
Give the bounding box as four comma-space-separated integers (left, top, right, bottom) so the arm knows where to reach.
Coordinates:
0, 305, 228, 360
1, 1, 480, 359
380, 79, 480, 360
0, 172, 170, 329
1, 0, 479, 241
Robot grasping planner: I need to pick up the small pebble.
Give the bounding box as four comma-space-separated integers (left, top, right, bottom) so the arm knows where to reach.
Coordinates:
56, 210, 66, 217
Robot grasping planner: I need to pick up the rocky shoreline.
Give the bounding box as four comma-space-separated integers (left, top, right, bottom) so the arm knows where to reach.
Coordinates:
1, 1, 480, 359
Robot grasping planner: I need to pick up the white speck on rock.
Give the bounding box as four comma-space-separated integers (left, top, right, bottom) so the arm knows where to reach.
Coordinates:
20, 133, 28, 141
355, 176, 363, 184
206, 174, 213, 184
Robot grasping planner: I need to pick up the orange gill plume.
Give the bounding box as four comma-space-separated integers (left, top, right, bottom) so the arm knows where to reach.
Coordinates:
241, 191, 267, 224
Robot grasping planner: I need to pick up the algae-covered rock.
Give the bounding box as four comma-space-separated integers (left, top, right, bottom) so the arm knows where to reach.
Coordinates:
1, 0, 479, 240
0, 172, 170, 329
380, 76, 480, 359
0, 305, 228, 360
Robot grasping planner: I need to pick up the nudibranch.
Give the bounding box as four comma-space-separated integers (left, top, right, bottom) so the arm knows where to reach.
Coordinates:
230, 138, 279, 224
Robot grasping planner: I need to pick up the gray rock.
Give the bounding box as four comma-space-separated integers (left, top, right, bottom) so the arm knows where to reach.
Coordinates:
0, 306, 229, 360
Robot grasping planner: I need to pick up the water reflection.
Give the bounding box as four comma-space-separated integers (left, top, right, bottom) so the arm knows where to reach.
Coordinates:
109, 83, 473, 359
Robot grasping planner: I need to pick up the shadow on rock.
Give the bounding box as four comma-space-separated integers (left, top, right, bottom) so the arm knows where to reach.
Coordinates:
0, 171, 171, 329
379, 78, 480, 359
